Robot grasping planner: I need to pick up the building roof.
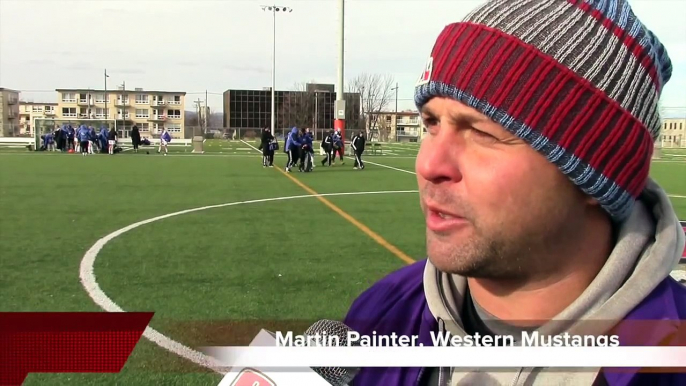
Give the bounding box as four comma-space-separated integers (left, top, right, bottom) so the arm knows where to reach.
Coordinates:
0, 87, 20, 93
56, 88, 186, 95
20, 101, 58, 105
369, 111, 419, 116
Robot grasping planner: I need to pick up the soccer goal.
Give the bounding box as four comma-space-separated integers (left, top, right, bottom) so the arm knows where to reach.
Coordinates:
33, 118, 117, 149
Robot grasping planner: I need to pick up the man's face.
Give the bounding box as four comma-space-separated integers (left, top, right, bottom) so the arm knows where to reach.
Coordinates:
416, 97, 591, 280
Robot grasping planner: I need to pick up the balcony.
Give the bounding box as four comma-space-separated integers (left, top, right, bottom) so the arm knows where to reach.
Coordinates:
148, 115, 167, 122
7, 110, 17, 119
115, 99, 129, 107
45, 110, 56, 116
117, 114, 131, 120
7, 97, 18, 105
78, 99, 91, 106
150, 100, 166, 107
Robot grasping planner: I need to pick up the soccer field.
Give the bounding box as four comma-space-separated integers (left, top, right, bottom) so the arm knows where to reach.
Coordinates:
1, 142, 685, 385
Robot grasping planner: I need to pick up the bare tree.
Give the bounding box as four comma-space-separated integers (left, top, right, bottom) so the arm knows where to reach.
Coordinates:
347, 73, 395, 141
276, 82, 316, 129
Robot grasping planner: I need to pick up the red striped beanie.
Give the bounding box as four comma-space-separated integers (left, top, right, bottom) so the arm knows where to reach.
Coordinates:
414, 0, 672, 221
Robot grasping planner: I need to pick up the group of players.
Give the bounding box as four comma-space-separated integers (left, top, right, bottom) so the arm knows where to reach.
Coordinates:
40, 124, 118, 155
259, 126, 366, 172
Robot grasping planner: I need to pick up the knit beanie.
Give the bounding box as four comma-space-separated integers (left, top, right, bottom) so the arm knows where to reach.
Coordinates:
414, 0, 672, 221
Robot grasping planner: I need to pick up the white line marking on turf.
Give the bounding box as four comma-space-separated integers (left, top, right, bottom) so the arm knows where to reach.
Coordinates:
79, 189, 418, 374
365, 160, 416, 175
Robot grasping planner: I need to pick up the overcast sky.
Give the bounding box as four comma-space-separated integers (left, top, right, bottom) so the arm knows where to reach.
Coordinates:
1, 0, 684, 116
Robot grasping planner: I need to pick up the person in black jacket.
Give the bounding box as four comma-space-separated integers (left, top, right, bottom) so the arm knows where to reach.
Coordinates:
107, 127, 117, 155
351, 131, 366, 170
321, 130, 334, 167
130, 125, 141, 153
259, 127, 275, 167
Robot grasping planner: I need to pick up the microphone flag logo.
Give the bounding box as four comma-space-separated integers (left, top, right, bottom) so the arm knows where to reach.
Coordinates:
229, 368, 277, 386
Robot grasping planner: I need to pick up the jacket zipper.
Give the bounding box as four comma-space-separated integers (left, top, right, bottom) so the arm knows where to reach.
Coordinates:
437, 318, 450, 386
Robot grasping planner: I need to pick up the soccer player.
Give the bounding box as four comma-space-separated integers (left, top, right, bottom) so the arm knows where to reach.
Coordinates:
299, 128, 314, 172
158, 128, 171, 156
332, 128, 344, 165
130, 124, 141, 153
107, 127, 117, 155
284, 127, 301, 172
259, 127, 275, 167
351, 131, 366, 170
320, 129, 334, 167
77, 125, 91, 156
88, 126, 97, 154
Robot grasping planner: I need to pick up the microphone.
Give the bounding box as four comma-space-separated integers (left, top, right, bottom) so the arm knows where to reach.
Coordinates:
217, 320, 360, 386
305, 319, 360, 385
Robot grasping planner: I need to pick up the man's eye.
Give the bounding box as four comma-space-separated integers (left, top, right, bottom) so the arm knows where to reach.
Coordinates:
471, 128, 499, 142
423, 118, 438, 127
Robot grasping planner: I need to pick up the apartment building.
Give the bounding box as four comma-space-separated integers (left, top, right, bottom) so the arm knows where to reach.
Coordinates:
367, 111, 424, 142
659, 118, 686, 147
18, 102, 57, 136
0, 88, 20, 136
55, 88, 187, 138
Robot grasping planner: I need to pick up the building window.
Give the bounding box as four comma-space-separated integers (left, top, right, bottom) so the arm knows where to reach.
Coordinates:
135, 95, 149, 104
95, 108, 107, 118
94, 93, 109, 103
167, 109, 181, 119
62, 93, 76, 103
62, 107, 77, 117
135, 109, 150, 118
169, 95, 182, 105
166, 124, 182, 133
137, 123, 149, 131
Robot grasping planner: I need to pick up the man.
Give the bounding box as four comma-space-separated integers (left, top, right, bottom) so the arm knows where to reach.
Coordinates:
344, 1, 686, 385
321, 129, 334, 167
351, 130, 366, 170
285, 126, 301, 172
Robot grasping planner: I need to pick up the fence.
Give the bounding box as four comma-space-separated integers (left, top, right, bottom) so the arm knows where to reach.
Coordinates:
186, 127, 425, 144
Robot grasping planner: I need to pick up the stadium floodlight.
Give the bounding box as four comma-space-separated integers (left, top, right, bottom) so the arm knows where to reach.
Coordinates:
261, 5, 293, 136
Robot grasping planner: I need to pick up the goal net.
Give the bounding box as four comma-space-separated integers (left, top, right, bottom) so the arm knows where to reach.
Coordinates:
33, 118, 117, 149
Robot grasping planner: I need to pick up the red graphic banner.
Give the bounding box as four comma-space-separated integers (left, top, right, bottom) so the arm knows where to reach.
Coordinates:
0, 312, 153, 385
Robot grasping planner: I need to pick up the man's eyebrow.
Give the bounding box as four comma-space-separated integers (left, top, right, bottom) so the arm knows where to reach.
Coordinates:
420, 106, 435, 117
448, 111, 489, 125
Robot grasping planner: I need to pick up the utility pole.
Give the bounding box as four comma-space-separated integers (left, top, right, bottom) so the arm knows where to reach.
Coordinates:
391, 82, 398, 113
204, 90, 208, 132
120, 80, 126, 134
104, 69, 110, 120
195, 98, 203, 136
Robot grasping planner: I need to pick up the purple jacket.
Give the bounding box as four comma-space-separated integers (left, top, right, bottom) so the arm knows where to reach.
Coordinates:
343, 259, 686, 386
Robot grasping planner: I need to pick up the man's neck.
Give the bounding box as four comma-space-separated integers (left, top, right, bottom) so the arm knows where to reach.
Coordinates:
467, 217, 613, 326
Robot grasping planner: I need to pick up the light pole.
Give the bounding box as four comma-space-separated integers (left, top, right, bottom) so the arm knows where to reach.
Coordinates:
261, 5, 293, 136
335, 0, 345, 148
